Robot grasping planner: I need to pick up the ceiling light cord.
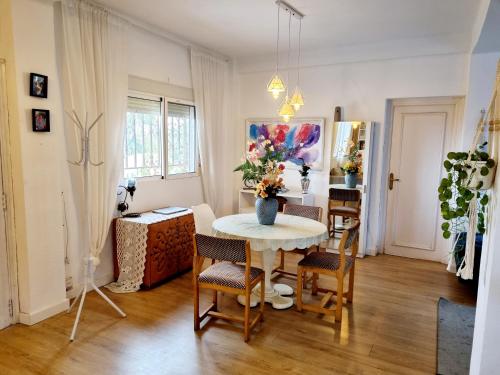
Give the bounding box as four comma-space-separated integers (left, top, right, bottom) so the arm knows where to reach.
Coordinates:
275, 3, 280, 74
297, 18, 302, 87
286, 10, 292, 97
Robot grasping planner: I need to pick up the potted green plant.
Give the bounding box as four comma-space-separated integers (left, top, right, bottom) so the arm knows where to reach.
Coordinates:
298, 158, 311, 194
438, 144, 496, 240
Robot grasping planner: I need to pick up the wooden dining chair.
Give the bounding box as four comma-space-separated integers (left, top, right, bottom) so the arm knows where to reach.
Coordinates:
272, 204, 323, 280
193, 234, 265, 342
296, 221, 360, 322
327, 188, 361, 238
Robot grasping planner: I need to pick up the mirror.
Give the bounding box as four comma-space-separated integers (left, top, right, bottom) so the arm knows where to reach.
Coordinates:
330, 121, 366, 184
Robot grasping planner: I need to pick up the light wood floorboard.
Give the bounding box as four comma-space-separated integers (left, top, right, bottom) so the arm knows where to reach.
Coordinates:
0, 254, 476, 375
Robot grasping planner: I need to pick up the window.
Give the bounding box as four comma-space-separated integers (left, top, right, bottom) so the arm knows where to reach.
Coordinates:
167, 102, 196, 175
123, 94, 197, 179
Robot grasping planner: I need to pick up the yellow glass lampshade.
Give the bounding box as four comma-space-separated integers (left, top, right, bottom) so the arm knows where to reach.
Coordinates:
290, 87, 304, 111
278, 96, 295, 122
267, 74, 286, 99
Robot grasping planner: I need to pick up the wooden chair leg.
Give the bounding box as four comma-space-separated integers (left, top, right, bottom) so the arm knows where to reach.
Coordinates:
244, 290, 251, 342
327, 213, 333, 237
335, 273, 344, 322
212, 290, 218, 311
259, 278, 265, 322
347, 265, 355, 303
194, 281, 200, 330
296, 266, 303, 312
312, 272, 319, 296
279, 250, 285, 270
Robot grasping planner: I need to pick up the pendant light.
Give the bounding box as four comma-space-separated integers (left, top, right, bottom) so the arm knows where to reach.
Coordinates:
278, 10, 295, 122
290, 18, 304, 111
267, 3, 285, 99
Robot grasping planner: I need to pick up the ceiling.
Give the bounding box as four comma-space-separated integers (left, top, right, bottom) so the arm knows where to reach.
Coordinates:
98, 0, 481, 59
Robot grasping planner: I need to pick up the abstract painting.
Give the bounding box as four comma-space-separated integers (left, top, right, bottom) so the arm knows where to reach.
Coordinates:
245, 118, 325, 170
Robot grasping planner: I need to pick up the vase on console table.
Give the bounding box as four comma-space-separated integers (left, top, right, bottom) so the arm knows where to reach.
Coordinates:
344, 173, 357, 189
255, 197, 278, 225
301, 177, 310, 194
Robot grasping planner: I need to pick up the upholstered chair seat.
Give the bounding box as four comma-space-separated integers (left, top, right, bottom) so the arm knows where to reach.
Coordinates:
298, 252, 354, 273
198, 262, 264, 289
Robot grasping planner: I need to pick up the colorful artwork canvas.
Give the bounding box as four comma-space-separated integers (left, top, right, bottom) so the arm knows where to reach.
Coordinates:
245, 118, 325, 170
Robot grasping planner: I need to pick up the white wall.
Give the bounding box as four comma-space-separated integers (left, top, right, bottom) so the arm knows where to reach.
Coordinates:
10, 0, 68, 324
237, 53, 469, 252
467, 52, 500, 375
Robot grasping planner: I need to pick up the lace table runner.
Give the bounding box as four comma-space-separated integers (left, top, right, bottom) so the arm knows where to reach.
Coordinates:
105, 211, 190, 293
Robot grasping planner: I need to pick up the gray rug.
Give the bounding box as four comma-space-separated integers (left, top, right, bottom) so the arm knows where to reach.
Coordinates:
437, 298, 476, 375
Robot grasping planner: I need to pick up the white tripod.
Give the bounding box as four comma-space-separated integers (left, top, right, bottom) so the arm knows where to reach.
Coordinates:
65, 110, 126, 341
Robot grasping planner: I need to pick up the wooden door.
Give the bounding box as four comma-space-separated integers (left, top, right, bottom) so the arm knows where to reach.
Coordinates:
385, 101, 457, 262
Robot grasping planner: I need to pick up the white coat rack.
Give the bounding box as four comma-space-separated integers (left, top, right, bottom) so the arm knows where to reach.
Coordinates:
65, 110, 126, 342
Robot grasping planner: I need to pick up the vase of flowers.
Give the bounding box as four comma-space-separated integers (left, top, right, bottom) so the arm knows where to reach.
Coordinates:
341, 145, 362, 188
299, 158, 311, 194
254, 161, 285, 225
235, 138, 286, 225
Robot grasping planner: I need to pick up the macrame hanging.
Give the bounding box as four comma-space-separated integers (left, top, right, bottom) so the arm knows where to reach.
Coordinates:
455, 60, 500, 280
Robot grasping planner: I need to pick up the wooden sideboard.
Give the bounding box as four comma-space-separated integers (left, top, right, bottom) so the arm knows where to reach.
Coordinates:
112, 211, 195, 288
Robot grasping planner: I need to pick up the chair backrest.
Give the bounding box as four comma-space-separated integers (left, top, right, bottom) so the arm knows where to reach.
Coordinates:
283, 203, 322, 222
329, 188, 361, 203
194, 234, 248, 263
339, 221, 361, 258
191, 203, 216, 235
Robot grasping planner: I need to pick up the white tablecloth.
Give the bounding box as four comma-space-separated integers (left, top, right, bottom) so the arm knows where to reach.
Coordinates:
212, 213, 329, 252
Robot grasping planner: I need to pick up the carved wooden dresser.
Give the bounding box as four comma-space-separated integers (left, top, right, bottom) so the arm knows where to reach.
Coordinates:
112, 210, 195, 289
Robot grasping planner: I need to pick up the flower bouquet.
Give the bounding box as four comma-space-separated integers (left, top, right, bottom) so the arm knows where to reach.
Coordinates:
234, 137, 286, 224
341, 144, 362, 188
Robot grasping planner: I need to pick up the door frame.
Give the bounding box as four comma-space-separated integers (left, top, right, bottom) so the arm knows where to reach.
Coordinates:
378, 96, 465, 260
0, 59, 19, 325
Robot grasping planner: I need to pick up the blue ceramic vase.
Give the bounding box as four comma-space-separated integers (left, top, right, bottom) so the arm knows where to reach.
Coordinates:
345, 173, 357, 188
255, 197, 278, 225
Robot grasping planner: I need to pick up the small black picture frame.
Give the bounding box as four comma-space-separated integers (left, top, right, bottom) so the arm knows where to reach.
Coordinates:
29, 73, 48, 98
32, 109, 50, 132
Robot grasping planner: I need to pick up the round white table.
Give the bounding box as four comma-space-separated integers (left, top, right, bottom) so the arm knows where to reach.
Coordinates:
212, 213, 329, 309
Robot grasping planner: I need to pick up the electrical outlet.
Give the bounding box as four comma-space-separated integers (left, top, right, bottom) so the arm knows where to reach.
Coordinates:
65, 276, 73, 292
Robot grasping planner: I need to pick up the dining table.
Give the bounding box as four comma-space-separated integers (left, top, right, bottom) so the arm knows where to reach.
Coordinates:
212, 213, 329, 309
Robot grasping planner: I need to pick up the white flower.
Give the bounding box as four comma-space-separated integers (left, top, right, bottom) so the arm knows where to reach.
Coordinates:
269, 145, 274, 152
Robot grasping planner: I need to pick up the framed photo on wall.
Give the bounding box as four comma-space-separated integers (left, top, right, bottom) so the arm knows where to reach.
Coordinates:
32, 109, 50, 132
245, 118, 325, 170
29, 73, 48, 98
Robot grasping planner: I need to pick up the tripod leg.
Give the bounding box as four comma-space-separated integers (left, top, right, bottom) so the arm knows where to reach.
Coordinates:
68, 287, 83, 313
91, 282, 126, 317
70, 284, 87, 342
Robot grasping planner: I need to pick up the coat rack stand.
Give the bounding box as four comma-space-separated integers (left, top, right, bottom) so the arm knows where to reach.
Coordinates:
65, 110, 126, 342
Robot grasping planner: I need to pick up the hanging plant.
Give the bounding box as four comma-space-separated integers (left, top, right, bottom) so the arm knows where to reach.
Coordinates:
438, 143, 496, 239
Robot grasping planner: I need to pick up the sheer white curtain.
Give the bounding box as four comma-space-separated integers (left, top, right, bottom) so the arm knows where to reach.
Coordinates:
191, 50, 232, 216
61, 0, 128, 267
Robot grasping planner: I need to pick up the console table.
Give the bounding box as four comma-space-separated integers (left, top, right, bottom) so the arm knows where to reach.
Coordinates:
238, 188, 314, 213
109, 210, 195, 292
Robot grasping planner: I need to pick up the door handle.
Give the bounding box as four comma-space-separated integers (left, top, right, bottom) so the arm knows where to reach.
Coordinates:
388, 173, 400, 190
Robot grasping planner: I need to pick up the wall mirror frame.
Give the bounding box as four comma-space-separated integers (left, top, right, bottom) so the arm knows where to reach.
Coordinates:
329, 121, 375, 256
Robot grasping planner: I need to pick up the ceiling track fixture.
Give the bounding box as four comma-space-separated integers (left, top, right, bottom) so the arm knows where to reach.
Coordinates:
267, 0, 305, 122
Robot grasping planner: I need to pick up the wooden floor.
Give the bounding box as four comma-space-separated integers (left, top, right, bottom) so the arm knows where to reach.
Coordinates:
0, 254, 476, 375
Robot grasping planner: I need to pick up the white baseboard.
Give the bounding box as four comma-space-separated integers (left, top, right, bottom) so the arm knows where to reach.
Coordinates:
19, 299, 69, 326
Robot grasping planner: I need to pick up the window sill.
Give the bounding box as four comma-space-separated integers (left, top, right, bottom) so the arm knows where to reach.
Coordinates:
164, 172, 200, 180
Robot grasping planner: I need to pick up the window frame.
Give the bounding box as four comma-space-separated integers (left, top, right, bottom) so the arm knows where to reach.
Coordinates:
164, 97, 199, 180
125, 90, 199, 181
